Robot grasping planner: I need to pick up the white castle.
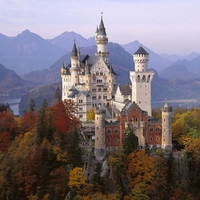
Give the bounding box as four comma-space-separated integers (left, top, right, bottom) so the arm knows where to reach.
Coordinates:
61, 15, 172, 153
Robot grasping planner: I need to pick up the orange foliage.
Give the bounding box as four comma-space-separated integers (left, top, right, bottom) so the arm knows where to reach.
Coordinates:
0, 132, 11, 152
0, 111, 18, 133
48, 100, 79, 134
20, 111, 38, 133
48, 166, 68, 197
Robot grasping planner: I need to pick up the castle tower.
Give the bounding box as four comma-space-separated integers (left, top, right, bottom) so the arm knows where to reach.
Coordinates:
130, 46, 154, 116
95, 107, 106, 161
161, 103, 172, 150
70, 42, 79, 86
85, 60, 91, 91
95, 14, 109, 63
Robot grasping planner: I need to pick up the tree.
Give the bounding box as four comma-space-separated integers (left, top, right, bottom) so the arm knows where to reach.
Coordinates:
87, 107, 95, 120
127, 150, 156, 197
123, 126, 138, 155
53, 87, 61, 104
68, 167, 87, 198
92, 162, 104, 192
37, 99, 48, 143
29, 98, 36, 112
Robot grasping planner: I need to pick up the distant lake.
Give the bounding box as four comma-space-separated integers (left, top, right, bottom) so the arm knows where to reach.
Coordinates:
0, 97, 21, 115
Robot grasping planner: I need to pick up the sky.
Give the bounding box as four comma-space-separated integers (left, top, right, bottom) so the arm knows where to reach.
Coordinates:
0, 0, 200, 55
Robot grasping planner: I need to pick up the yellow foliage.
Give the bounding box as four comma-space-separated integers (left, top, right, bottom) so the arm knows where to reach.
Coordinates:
87, 107, 95, 120
128, 150, 156, 188
52, 146, 67, 162
68, 167, 87, 190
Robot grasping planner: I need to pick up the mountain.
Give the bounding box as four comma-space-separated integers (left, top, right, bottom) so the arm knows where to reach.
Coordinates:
159, 60, 199, 80
0, 30, 66, 75
160, 52, 200, 62
122, 40, 173, 73
23, 42, 134, 85
47, 31, 95, 52
0, 63, 36, 97
159, 56, 200, 79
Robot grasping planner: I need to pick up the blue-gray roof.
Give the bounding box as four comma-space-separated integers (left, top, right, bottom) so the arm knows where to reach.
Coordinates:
134, 46, 149, 55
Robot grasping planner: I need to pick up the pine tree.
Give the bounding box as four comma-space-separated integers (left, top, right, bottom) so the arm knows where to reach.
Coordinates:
37, 99, 48, 143
53, 87, 61, 104
28, 98, 35, 112
123, 126, 138, 155
46, 112, 55, 143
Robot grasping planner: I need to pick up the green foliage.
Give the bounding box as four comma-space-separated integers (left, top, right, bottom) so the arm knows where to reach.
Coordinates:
53, 87, 61, 104
28, 98, 35, 112
123, 126, 138, 155
0, 103, 10, 113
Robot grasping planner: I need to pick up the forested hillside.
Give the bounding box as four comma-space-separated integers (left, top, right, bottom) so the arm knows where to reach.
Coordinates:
1, 99, 200, 199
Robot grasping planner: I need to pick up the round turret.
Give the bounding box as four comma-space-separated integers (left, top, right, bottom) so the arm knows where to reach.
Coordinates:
133, 46, 149, 72
95, 107, 106, 161
161, 103, 172, 150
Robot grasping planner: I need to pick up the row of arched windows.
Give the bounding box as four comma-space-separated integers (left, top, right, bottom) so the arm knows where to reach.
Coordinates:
149, 126, 161, 132
107, 128, 119, 134
137, 75, 151, 83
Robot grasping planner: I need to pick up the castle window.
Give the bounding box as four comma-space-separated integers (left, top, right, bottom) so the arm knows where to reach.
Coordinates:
79, 100, 83, 103
114, 128, 119, 134
79, 115, 83, 118
156, 137, 160, 141
115, 139, 118, 143
98, 96, 101, 99
92, 88, 96, 92
92, 96, 96, 100
98, 88, 101, 91
79, 107, 83, 111
96, 71, 99, 75
150, 137, 153, 141
100, 71, 103, 76
107, 129, 112, 134
103, 95, 107, 99
103, 88, 107, 91
108, 139, 111, 143
149, 127, 154, 132
156, 127, 160, 132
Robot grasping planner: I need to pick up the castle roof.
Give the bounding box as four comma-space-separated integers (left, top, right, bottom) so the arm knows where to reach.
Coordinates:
71, 42, 78, 57
134, 45, 149, 55
119, 84, 131, 95
97, 16, 107, 36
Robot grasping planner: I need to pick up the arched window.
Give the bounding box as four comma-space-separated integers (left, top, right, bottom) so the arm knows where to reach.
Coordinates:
107, 129, 112, 134
114, 128, 119, 134
149, 127, 154, 132
137, 75, 140, 82
156, 127, 160, 132
142, 75, 146, 82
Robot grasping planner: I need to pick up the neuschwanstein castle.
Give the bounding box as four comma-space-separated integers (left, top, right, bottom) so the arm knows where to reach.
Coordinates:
61, 15, 172, 151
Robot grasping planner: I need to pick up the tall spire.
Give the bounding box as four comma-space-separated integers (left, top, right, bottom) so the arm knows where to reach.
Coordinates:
98, 13, 106, 36
71, 40, 78, 57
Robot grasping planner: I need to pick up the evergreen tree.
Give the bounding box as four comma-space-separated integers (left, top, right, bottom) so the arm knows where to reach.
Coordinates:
28, 98, 35, 112
123, 126, 138, 155
66, 131, 82, 167
53, 87, 61, 104
92, 162, 104, 192
46, 112, 55, 143
37, 99, 48, 143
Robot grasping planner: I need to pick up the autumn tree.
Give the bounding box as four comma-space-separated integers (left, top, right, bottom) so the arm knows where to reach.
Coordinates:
87, 107, 95, 120
127, 150, 156, 198
68, 167, 87, 198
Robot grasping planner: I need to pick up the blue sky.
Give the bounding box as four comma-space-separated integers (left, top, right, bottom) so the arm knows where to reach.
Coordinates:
0, 0, 199, 55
